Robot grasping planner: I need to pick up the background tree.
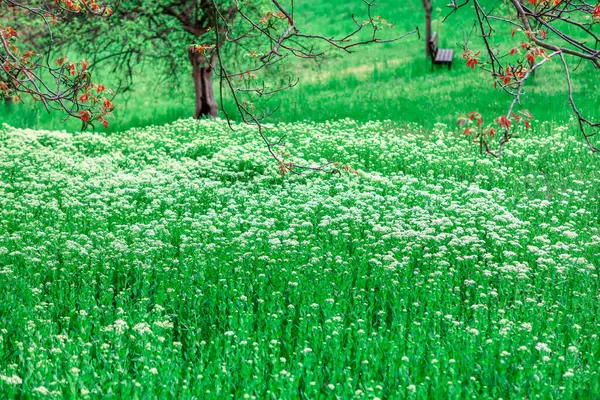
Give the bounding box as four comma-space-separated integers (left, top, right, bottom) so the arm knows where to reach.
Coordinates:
0, 0, 116, 127
422, 0, 433, 57
451, 0, 600, 156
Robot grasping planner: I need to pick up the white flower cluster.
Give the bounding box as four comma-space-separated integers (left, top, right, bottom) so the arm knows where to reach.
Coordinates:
0, 119, 598, 398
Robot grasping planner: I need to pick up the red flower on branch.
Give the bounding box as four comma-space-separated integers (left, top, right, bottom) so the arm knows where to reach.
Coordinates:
462, 50, 480, 69
496, 115, 512, 130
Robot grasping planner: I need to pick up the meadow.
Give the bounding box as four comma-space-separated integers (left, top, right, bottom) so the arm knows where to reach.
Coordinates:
2, 0, 600, 398
1, 118, 600, 398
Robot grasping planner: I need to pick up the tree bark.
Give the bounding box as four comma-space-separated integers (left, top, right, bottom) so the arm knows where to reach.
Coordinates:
188, 48, 218, 119
423, 0, 433, 57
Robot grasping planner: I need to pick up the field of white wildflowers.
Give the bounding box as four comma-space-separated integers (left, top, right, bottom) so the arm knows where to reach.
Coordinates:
0, 119, 599, 398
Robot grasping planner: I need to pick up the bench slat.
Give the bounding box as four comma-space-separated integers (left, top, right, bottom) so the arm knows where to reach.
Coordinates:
434, 49, 454, 64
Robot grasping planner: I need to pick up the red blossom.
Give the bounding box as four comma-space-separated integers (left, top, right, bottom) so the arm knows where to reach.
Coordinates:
497, 115, 512, 130
464, 50, 480, 69
103, 98, 113, 111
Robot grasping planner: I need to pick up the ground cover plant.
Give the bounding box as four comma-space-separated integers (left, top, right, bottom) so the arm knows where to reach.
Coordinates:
1, 119, 599, 398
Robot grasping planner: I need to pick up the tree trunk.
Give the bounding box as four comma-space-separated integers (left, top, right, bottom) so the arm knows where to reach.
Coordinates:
188, 48, 218, 119
423, 0, 433, 57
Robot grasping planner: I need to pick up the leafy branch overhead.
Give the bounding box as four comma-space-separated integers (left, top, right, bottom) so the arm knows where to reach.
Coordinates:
451, 0, 600, 156
1, 0, 118, 128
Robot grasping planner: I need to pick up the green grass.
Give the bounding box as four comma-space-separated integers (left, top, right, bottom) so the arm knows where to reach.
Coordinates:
1, 119, 599, 398
3, 0, 599, 140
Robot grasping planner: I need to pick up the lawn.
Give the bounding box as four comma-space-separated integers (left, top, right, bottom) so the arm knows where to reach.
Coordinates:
0, 119, 599, 398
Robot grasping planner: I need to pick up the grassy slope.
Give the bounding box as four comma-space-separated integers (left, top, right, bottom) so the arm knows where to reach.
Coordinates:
2, 0, 599, 137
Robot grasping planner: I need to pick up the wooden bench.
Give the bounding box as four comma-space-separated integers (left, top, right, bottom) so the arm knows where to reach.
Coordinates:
429, 32, 454, 70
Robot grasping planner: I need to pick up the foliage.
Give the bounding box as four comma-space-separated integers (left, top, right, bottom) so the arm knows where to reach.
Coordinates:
0, 0, 116, 128
457, 110, 533, 155
452, 0, 600, 155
